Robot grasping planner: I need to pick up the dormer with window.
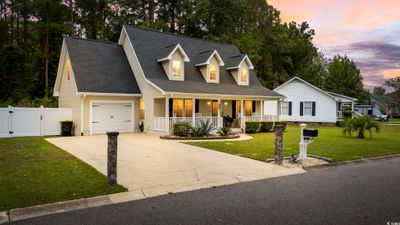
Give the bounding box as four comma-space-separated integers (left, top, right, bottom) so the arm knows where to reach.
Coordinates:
195, 50, 224, 83
226, 54, 254, 86
157, 43, 190, 81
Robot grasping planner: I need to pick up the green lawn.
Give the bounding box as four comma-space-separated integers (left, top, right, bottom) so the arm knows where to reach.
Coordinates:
187, 124, 400, 162
0, 137, 126, 211
389, 118, 400, 124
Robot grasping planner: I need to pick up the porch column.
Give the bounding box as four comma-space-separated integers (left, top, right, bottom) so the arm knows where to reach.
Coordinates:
260, 100, 264, 115
165, 97, 170, 134
277, 100, 281, 121
217, 99, 221, 128
192, 97, 196, 127
240, 99, 244, 129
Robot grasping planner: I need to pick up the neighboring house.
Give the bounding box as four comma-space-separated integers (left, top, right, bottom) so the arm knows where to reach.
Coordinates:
267, 77, 357, 124
370, 95, 400, 116
53, 25, 283, 135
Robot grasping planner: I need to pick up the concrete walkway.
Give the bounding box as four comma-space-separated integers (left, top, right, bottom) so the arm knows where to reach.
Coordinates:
47, 133, 305, 198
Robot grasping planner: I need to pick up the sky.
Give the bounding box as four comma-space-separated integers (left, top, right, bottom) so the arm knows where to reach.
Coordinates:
268, 0, 400, 90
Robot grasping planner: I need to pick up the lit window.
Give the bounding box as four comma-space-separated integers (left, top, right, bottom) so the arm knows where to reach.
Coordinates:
172, 60, 181, 78
173, 99, 184, 117
184, 99, 193, 117
66, 58, 71, 80
239, 68, 247, 83
244, 101, 252, 116
281, 102, 289, 115
139, 98, 145, 119
304, 101, 312, 116
209, 64, 217, 81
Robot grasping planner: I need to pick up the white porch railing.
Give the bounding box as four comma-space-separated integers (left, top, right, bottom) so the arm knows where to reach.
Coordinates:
195, 116, 220, 129
169, 117, 193, 131
243, 115, 278, 123
337, 111, 343, 119
153, 117, 166, 131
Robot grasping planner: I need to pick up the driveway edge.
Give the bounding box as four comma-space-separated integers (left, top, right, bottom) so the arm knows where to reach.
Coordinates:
305, 154, 400, 170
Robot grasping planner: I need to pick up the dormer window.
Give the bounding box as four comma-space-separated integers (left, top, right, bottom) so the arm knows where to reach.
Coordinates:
172, 60, 181, 78
195, 50, 224, 83
157, 43, 190, 81
239, 67, 247, 83
226, 54, 254, 86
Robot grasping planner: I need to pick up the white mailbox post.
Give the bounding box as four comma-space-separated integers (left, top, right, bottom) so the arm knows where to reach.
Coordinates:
299, 123, 308, 159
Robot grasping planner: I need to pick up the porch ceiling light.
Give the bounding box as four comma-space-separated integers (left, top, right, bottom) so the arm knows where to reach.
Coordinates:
224, 102, 228, 106
207, 101, 211, 105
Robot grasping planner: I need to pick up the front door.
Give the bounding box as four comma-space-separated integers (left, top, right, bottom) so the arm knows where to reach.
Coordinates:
212, 100, 218, 116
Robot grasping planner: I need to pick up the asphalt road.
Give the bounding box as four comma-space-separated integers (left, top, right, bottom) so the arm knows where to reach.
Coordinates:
7, 158, 400, 225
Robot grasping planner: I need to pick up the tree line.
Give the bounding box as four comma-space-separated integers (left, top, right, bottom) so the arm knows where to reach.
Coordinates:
0, 0, 376, 106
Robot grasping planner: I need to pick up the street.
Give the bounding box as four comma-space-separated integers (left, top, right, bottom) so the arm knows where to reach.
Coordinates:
7, 157, 400, 225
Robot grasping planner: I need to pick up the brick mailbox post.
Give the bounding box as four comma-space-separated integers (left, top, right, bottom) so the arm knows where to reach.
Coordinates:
274, 125, 284, 165
107, 132, 119, 185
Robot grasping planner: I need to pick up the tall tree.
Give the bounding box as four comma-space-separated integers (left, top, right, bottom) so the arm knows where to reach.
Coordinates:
385, 76, 400, 96
373, 86, 386, 96
325, 55, 369, 102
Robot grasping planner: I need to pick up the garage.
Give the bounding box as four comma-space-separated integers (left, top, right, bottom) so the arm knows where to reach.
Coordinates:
90, 102, 134, 135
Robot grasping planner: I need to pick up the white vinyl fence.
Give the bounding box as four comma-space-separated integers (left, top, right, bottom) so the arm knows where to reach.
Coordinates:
0, 106, 72, 138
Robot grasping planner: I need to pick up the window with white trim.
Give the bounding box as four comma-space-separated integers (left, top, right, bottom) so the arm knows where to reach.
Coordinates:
304, 101, 312, 116
172, 60, 181, 78
281, 102, 289, 115
239, 67, 247, 83
209, 64, 217, 81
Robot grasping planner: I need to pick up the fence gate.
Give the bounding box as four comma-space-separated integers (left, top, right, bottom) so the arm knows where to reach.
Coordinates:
0, 106, 72, 138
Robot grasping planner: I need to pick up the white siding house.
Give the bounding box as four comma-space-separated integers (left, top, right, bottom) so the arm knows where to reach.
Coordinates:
268, 77, 357, 124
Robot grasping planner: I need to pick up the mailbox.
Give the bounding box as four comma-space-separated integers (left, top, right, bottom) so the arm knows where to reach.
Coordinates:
303, 128, 318, 137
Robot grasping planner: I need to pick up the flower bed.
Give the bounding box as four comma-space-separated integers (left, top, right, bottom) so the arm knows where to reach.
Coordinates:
160, 134, 240, 140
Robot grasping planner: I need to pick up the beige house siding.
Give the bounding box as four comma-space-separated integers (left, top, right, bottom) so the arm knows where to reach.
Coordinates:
58, 52, 82, 135
82, 96, 140, 135
154, 98, 165, 117
121, 31, 164, 132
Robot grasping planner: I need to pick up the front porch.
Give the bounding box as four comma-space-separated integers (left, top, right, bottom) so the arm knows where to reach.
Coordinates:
152, 98, 278, 133
337, 101, 355, 120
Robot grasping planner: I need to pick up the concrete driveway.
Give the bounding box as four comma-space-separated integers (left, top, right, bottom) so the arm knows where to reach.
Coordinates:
47, 133, 305, 198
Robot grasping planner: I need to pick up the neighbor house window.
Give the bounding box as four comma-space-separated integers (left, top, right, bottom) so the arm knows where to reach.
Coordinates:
244, 101, 252, 116
239, 67, 247, 83
139, 98, 145, 119
209, 64, 217, 81
184, 99, 193, 117
281, 102, 289, 115
304, 101, 312, 116
66, 58, 71, 80
172, 60, 181, 78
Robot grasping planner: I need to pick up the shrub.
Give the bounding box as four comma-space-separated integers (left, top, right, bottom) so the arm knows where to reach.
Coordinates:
217, 127, 233, 136
173, 121, 191, 137
189, 126, 204, 137
245, 122, 260, 133
274, 121, 287, 131
198, 119, 213, 136
260, 122, 273, 132
343, 115, 380, 139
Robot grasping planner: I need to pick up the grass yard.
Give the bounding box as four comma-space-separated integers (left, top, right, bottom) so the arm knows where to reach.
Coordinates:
187, 124, 400, 162
0, 137, 126, 211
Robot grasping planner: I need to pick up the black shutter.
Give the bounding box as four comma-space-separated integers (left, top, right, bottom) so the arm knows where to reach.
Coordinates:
312, 101, 316, 116
169, 99, 173, 117
232, 101, 236, 119
195, 99, 199, 113
252, 101, 256, 113
300, 102, 303, 116
288, 102, 292, 116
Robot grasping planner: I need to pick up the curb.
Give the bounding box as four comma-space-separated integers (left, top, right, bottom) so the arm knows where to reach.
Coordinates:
305, 154, 400, 170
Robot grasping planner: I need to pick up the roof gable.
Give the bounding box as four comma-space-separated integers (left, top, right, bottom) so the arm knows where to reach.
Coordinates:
195, 50, 225, 67
157, 43, 190, 62
226, 54, 254, 70
274, 77, 339, 101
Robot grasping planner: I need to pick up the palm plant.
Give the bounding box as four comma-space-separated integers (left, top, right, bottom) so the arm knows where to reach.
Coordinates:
199, 119, 213, 136
217, 127, 233, 136
343, 115, 380, 139
189, 126, 204, 137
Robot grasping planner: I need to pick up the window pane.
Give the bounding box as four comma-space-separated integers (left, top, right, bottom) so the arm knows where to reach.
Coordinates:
67, 58, 71, 80
245, 101, 252, 116
304, 102, 312, 115
172, 60, 181, 78
240, 68, 247, 83
281, 102, 288, 115
173, 99, 183, 117
185, 99, 192, 117
210, 64, 217, 80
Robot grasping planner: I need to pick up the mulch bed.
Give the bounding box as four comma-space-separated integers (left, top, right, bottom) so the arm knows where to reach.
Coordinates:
160, 134, 240, 140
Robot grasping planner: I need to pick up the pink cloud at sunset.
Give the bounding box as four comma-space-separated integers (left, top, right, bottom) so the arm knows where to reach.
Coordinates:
268, 0, 400, 90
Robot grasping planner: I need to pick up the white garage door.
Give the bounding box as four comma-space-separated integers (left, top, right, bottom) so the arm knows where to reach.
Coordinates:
91, 102, 134, 134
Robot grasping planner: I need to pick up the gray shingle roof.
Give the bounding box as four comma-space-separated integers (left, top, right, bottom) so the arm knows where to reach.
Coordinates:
124, 26, 282, 97
225, 54, 246, 69
65, 36, 141, 94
